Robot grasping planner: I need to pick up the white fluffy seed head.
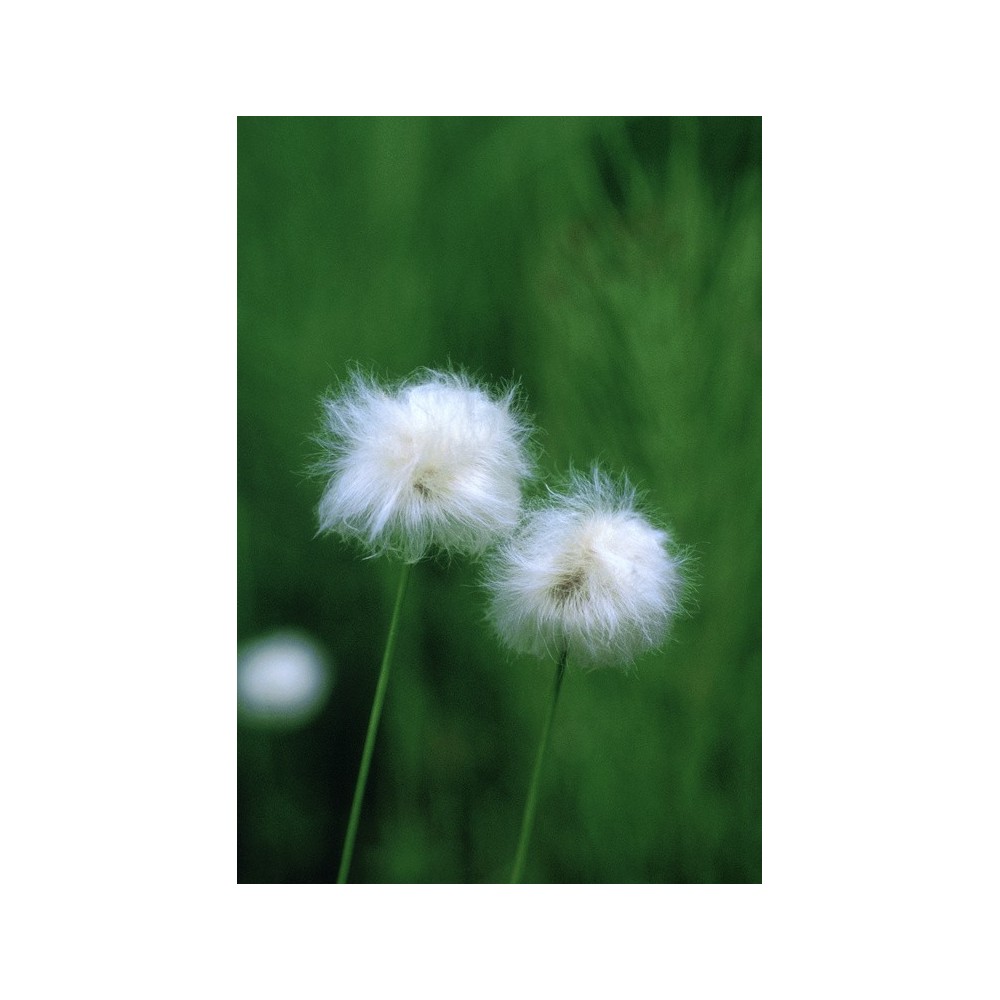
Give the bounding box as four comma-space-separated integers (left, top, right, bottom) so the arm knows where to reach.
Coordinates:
486, 468, 685, 666
316, 368, 534, 562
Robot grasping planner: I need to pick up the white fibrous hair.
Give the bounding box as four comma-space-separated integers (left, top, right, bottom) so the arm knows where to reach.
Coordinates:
486, 468, 685, 665
316, 369, 534, 562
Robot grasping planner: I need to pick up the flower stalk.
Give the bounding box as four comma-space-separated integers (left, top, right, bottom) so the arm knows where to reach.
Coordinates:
510, 646, 568, 884
337, 562, 412, 883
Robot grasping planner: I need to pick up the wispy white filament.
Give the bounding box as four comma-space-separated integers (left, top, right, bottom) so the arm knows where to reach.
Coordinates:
316, 369, 533, 562
487, 468, 685, 665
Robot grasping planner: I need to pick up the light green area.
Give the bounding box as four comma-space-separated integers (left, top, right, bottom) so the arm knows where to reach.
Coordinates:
238, 116, 761, 883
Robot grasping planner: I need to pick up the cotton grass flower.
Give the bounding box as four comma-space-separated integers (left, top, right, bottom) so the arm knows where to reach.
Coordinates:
490, 467, 687, 883
317, 366, 534, 883
317, 369, 533, 562
487, 468, 684, 666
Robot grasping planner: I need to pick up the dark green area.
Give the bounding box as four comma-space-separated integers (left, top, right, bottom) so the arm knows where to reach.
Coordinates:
238, 116, 761, 883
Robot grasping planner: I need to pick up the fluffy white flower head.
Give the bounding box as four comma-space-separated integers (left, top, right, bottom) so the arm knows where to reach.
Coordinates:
317, 369, 533, 562
487, 468, 684, 665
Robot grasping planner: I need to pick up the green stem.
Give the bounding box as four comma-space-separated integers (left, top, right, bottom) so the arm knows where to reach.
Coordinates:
510, 647, 568, 883
337, 561, 412, 884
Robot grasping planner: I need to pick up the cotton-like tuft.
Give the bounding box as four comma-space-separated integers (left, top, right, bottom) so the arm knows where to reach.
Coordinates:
316, 369, 534, 562
486, 468, 685, 665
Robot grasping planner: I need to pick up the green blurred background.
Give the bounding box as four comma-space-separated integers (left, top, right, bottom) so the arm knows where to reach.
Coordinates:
237, 116, 761, 883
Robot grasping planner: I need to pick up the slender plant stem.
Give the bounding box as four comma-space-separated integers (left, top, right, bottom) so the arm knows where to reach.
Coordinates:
510, 647, 568, 883
337, 561, 412, 884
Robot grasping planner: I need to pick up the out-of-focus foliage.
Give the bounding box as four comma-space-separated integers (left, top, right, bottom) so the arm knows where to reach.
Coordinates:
238, 116, 761, 883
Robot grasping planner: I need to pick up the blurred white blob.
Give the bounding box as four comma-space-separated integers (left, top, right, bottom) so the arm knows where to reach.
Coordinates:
238, 630, 334, 727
